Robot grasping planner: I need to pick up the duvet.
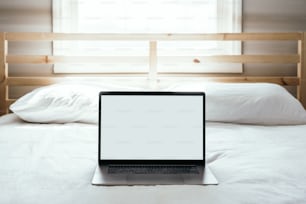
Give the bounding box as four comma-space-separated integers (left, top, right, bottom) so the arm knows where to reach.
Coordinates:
1, 114, 306, 204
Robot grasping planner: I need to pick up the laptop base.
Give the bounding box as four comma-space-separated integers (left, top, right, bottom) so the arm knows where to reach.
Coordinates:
91, 165, 218, 186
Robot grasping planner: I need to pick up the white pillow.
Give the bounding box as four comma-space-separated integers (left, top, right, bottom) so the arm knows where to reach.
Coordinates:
168, 82, 306, 125
10, 82, 141, 124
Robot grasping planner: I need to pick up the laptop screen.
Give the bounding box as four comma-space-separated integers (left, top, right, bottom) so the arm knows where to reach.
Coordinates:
99, 92, 204, 162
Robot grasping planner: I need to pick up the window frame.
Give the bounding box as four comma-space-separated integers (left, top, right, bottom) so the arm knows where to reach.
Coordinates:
52, 0, 242, 76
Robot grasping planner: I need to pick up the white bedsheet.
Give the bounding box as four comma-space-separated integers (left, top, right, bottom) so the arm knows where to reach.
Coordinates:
1, 114, 306, 204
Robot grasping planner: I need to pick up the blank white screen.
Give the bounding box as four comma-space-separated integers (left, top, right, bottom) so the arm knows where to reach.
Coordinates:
100, 95, 203, 160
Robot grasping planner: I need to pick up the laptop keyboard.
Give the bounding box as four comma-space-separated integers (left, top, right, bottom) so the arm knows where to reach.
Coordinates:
108, 165, 200, 174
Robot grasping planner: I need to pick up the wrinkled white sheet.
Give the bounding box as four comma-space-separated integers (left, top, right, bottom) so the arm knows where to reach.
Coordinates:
1, 114, 306, 204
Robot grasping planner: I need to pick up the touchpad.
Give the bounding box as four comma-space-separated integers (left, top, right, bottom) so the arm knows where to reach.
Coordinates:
126, 174, 184, 185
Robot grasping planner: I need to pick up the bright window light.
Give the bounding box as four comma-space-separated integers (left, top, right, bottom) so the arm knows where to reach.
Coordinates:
53, 0, 242, 74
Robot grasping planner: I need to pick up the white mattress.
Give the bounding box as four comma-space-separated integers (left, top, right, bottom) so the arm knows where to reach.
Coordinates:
1, 113, 306, 204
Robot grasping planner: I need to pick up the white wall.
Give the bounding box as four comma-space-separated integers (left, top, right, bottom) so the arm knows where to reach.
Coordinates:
243, 0, 306, 76
0, 0, 52, 79
0, 0, 51, 32
243, 0, 306, 32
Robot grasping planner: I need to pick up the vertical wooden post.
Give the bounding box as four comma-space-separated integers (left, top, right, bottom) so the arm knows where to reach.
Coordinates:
0, 32, 8, 115
149, 41, 157, 87
298, 32, 306, 109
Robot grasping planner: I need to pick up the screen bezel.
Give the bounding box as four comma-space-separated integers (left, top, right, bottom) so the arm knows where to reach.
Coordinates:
98, 91, 205, 166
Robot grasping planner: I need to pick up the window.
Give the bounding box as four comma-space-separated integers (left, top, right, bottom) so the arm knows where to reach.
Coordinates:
52, 0, 242, 76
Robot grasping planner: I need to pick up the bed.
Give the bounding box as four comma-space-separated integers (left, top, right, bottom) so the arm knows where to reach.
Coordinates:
1, 32, 306, 204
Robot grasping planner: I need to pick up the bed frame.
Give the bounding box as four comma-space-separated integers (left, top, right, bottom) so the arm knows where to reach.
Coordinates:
0, 32, 305, 115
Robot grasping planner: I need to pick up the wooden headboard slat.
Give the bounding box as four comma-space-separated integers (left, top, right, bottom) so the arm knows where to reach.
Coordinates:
6, 54, 301, 64
5, 32, 303, 41
1, 32, 306, 115
298, 33, 306, 107
6, 76, 299, 87
0, 33, 5, 82
0, 33, 7, 115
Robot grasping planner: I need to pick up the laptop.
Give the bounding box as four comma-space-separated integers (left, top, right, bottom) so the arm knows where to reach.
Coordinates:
92, 91, 218, 185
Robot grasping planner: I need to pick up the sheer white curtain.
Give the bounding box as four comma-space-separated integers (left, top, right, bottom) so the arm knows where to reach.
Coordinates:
52, 0, 242, 74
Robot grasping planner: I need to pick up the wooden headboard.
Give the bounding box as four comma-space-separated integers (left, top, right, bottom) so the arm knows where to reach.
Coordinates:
0, 32, 305, 115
